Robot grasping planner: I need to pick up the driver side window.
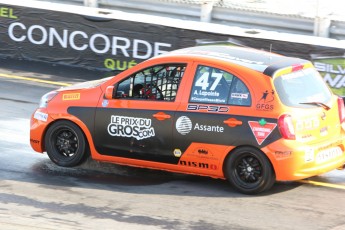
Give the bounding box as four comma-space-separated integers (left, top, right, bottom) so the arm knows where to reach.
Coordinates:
116, 64, 186, 101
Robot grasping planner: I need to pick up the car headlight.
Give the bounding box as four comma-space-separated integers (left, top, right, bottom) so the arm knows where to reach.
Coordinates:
39, 91, 58, 108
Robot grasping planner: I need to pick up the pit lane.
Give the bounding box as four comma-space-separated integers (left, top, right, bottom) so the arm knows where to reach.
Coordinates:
1, 59, 345, 230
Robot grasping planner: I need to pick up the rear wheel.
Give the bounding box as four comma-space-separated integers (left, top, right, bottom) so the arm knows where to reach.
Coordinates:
224, 147, 275, 194
45, 120, 88, 167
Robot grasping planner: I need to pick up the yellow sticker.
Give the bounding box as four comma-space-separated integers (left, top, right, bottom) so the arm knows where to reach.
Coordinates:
62, 93, 80, 100
173, 149, 182, 157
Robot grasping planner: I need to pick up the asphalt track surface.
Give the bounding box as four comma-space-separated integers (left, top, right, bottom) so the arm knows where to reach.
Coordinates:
1, 58, 345, 230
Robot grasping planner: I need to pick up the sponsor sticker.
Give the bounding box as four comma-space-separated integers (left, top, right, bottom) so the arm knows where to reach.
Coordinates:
187, 104, 229, 113
304, 148, 315, 162
30, 139, 40, 144
191, 71, 227, 104
256, 89, 275, 111
34, 111, 48, 122
248, 119, 277, 145
179, 160, 218, 170
197, 148, 209, 155
186, 147, 218, 160
102, 100, 109, 107
62, 93, 80, 100
107, 115, 155, 140
176, 116, 193, 135
296, 116, 320, 131
194, 123, 224, 133
176, 116, 224, 134
231, 93, 248, 99
173, 149, 182, 157
274, 151, 292, 160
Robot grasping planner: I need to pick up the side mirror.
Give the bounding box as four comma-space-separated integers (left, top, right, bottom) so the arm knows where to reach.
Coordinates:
105, 86, 115, 99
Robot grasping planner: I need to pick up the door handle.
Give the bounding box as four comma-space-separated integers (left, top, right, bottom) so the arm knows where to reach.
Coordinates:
153, 112, 171, 121
224, 118, 243, 127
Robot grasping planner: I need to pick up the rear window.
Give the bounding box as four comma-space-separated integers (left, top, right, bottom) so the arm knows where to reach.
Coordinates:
274, 68, 332, 108
189, 65, 251, 106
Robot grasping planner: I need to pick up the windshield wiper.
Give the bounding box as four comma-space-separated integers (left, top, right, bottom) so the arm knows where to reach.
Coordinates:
299, 101, 330, 110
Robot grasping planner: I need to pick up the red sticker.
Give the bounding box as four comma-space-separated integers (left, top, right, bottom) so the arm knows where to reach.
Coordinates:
248, 121, 277, 145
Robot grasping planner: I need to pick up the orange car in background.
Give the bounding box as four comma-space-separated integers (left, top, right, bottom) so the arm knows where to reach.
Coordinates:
30, 45, 345, 194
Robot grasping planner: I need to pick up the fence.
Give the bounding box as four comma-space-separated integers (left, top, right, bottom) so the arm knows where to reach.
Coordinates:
36, 0, 345, 39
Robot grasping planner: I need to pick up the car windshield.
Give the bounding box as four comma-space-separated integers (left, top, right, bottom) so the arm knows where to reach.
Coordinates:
274, 68, 332, 108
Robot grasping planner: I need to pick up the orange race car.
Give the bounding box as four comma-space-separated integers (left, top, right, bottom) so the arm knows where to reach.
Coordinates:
30, 45, 345, 194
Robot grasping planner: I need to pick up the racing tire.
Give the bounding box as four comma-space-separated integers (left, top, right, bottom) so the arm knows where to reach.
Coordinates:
224, 147, 275, 195
45, 120, 89, 167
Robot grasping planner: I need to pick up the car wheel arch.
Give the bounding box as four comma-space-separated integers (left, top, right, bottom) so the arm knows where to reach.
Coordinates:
43, 118, 91, 159
222, 145, 276, 194
42, 118, 91, 167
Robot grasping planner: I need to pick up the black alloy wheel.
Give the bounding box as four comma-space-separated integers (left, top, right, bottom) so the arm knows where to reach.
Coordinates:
45, 120, 88, 167
224, 147, 275, 194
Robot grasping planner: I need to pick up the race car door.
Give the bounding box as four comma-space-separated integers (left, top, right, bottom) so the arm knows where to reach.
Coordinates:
94, 63, 187, 164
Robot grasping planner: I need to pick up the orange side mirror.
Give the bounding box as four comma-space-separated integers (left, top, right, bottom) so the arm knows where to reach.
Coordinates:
105, 86, 114, 99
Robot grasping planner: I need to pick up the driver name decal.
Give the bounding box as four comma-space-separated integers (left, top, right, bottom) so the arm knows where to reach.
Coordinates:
191, 71, 226, 104
108, 115, 155, 140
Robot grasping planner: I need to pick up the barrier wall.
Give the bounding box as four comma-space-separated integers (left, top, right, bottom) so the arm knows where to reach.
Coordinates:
1, 0, 345, 95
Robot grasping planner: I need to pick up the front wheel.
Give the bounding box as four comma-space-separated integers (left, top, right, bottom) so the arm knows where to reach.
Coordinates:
45, 120, 89, 167
224, 147, 275, 194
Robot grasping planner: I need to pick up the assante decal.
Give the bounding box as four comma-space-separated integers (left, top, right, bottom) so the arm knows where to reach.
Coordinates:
176, 116, 224, 135
194, 123, 224, 132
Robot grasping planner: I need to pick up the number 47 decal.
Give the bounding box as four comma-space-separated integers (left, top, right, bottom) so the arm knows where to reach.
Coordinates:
195, 72, 223, 90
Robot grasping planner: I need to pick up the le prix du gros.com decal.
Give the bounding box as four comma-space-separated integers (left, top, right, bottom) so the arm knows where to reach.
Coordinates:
108, 115, 155, 140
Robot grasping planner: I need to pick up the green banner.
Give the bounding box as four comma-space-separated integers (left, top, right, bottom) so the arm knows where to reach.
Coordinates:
312, 56, 345, 96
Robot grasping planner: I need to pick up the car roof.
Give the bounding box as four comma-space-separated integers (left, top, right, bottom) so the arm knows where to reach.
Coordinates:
158, 45, 309, 77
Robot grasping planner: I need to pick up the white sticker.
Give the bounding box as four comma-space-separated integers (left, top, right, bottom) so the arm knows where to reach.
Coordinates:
195, 72, 222, 91
102, 100, 109, 107
231, 93, 248, 99
304, 148, 314, 162
174, 149, 182, 157
176, 116, 192, 135
34, 111, 48, 122
194, 123, 224, 133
